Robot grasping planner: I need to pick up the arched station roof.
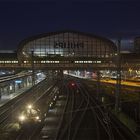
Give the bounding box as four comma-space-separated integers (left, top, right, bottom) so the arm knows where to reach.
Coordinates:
17, 30, 117, 62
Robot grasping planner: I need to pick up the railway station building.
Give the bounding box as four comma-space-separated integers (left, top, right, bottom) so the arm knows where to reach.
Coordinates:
17, 30, 117, 63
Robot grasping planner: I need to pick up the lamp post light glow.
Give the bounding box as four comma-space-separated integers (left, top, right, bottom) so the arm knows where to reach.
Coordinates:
129, 68, 132, 77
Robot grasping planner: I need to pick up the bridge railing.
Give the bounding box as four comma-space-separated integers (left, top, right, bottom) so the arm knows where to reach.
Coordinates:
0, 61, 139, 70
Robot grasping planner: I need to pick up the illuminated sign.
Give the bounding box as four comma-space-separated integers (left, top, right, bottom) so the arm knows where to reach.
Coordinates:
54, 41, 84, 49
15, 80, 22, 84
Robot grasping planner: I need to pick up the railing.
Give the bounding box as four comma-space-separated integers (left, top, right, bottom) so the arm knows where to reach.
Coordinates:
0, 62, 139, 70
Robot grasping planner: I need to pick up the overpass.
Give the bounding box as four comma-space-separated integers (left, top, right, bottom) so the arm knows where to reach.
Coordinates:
0, 54, 139, 70
0, 30, 139, 71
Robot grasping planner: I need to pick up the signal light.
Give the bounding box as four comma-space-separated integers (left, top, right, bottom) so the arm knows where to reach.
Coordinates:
71, 83, 75, 86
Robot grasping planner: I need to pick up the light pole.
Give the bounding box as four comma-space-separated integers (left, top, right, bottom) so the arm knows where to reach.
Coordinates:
115, 38, 121, 112
128, 68, 132, 78
31, 50, 35, 86
96, 71, 101, 100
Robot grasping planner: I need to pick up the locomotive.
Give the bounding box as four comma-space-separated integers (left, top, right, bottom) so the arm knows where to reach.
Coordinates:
18, 104, 41, 126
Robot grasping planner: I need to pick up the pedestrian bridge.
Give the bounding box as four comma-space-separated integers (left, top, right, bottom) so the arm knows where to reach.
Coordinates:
0, 57, 139, 70
0, 31, 140, 70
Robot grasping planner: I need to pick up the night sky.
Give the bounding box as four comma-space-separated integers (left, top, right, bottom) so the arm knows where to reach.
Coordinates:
0, 0, 140, 51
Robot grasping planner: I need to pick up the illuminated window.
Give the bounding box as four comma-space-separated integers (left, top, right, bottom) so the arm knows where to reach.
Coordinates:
97, 61, 101, 63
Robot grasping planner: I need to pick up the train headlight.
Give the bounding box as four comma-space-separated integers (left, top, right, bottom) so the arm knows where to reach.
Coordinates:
71, 83, 75, 86
27, 104, 32, 109
36, 116, 39, 120
19, 115, 26, 121
49, 102, 53, 107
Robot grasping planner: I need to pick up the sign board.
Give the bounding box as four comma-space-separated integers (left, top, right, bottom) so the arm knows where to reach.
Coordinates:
54, 41, 84, 49
15, 80, 22, 84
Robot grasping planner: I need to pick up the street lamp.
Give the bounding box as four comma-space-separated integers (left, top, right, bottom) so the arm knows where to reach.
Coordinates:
115, 38, 121, 112
128, 68, 132, 78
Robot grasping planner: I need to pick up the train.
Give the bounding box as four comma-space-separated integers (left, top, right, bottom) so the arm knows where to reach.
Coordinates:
18, 104, 41, 126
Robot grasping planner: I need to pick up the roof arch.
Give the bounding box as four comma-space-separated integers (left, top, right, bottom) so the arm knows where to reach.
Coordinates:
17, 30, 117, 62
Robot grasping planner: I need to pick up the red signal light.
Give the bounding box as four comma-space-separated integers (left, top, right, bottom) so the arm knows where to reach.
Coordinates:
71, 82, 75, 86
68, 81, 77, 88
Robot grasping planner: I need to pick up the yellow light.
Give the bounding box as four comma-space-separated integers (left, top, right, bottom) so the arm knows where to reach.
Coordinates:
27, 104, 32, 109
129, 68, 132, 72
19, 115, 26, 121
36, 116, 39, 120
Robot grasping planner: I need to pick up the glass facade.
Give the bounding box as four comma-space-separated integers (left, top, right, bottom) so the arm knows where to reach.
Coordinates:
18, 31, 117, 61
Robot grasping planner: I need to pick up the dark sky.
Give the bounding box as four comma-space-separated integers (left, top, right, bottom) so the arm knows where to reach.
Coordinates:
0, 0, 140, 50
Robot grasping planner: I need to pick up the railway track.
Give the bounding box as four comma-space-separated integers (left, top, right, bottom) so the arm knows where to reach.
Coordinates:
80, 81, 138, 140
15, 83, 61, 140
55, 80, 110, 140
27, 83, 70, 140
55, 84, 76, 140
16, 80, 74, 140
55, 79, 138, 140
1, 78, 138, 140
0, 78, 55, 128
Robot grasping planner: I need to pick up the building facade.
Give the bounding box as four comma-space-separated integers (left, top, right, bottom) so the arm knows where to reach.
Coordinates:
17, 31, 117, 63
